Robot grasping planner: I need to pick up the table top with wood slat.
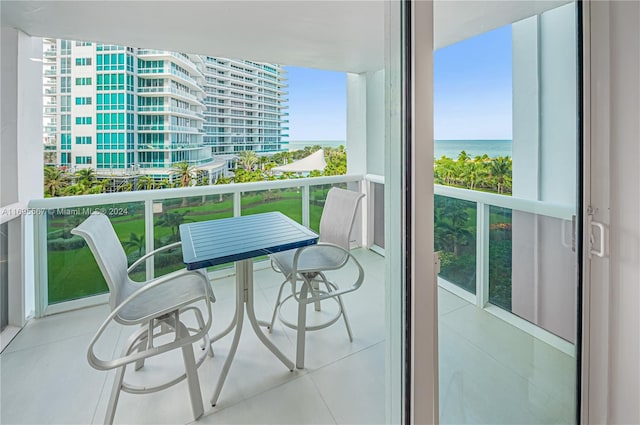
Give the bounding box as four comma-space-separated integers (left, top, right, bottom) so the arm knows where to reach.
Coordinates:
180, 211, 319, 270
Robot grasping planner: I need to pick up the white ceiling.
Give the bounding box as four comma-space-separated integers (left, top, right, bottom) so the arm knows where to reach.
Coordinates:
1, 1, 571, 73
0, 1, 385, 73
434, 0, 572, 49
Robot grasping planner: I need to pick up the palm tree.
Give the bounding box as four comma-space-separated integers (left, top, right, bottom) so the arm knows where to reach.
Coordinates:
123, 232, 145, 257
237, 150, 259, 171
117, 181, 133, 192
490, 156, 511, 194
258, 154, 270, 171
136, 175, 155, 191
75, 167, 97, 185
157, 211, 192, 241
170, 161, 196, 188
44, 166, 68, 197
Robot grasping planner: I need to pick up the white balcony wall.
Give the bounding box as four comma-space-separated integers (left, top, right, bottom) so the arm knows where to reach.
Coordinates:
366, 70, 385, 176
346, 70, 385, 177
1, 28, 43, 324
510, 3, 578, 343
2, 27, 20, 207
347, 70, 385, 250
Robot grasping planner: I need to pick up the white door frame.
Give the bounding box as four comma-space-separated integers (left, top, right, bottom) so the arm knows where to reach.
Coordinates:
410, 1, 438, 424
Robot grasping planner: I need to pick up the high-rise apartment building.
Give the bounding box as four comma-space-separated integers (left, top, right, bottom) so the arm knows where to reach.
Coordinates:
42, 39, 288, 179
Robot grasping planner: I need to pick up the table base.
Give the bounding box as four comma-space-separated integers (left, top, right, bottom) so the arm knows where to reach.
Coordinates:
209, 259, 294, 406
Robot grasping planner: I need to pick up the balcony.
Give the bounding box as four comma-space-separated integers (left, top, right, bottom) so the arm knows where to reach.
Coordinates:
0, 175, 575, 423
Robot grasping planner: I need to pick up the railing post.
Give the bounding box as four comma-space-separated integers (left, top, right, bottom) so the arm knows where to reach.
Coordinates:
476, 202, 490, 308
302, 184, 310, 228
361, 178, 369, 248
144, 200, 154, 281
233, 191, 241, 217
33, 212, 48, 318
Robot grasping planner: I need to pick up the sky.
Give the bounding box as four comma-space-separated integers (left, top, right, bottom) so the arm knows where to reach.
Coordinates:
284, 66, 346, 141
434, 24, 513, 140
284, 23, 512, 142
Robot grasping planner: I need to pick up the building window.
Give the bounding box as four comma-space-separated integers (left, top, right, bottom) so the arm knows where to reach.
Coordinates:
60, 133, 71, 150
75, 57, 92, 66
96, 53, 125, 71
61, 115, 71, 131
60, 95, 71, 112
60, 152, 71, 165
97, 132, 125, 149
75, 156, 92, 165
75, 116, 92, 125
96, 73, 125, 91
75, 97, 92, 105
96, 92, 125, 110
75, 77, 92, 86
75, 136, 92, 145
60, 77, 71, 94
97, 113, 125, 130
97, 152, 126, 169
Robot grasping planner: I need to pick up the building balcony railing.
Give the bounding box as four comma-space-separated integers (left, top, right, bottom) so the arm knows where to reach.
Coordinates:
137, 86, 205, 106
137, 124, 204, 133
138, 143, 208, 151
433, 184, 576, 353
138, 50, 203, 78
27, 174, 368, 316
137, 105, 205, 120
138, 68, 202, 91
23, 171, 573, 353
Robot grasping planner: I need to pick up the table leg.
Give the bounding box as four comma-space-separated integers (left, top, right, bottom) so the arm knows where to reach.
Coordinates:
210, 263, 245, 407
243, 259, 294, 371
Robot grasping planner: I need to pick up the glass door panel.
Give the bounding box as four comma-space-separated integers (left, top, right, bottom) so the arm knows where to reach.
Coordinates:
434, 2, 581, 423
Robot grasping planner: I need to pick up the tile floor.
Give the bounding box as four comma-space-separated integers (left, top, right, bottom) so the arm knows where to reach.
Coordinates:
1, 249, 576, 425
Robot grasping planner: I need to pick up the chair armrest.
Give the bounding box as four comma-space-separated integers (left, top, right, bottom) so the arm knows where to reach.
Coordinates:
87, 268, 213, 371
127, 242, 182, 274
291, 243, 365, 304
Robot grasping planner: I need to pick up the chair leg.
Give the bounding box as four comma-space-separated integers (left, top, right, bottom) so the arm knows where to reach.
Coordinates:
178, 321, 204, 420
268, 280, 288, 333
335, 294, 353, 342
194, 309, 214, 357
133, 336, 149, 371
311, 280, 322, 312
104, 364, 126, 425
296, 282, 309, 369
134, 322, 151, 371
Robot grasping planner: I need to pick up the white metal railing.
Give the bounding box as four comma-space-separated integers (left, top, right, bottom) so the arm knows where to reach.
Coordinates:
28, 174, 364, 317
434, 183, 576, 355
434, 184, 574, 301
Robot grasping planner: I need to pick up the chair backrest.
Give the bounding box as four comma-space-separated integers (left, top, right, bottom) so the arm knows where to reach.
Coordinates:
319, 187, 365, 250
71, 212, 130, 311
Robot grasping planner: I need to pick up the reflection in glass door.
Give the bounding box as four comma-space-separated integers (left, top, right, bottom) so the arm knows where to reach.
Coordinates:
434, 2, 581, 423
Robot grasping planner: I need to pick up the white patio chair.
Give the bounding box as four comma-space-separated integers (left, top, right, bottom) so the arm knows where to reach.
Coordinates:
71, 212, 215, 425
267, 187, 365, 368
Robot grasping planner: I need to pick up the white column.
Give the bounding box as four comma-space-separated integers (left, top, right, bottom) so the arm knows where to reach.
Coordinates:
1, 27, 44, 323
346, 73, 367, 175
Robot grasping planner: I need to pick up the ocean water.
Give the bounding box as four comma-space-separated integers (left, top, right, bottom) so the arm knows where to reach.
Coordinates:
287, 140, 345, 151
435, 139, 512, 159
287, 139, 512, 159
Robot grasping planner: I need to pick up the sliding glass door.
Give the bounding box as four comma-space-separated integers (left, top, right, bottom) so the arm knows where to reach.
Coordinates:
432, 2, 582, 423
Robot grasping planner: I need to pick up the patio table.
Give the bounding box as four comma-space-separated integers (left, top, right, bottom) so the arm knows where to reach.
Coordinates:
180, 211, 318, 406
